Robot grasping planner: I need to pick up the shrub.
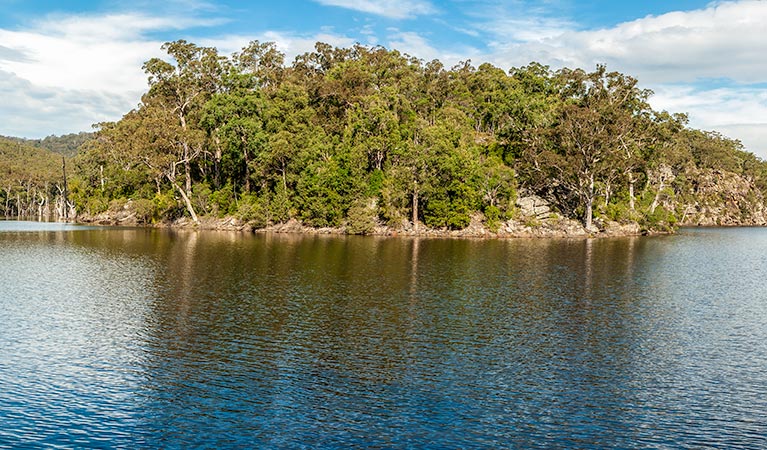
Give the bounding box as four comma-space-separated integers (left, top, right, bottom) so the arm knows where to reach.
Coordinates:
153, 192, 183, 220
484, 205, 501, 232
132, 198, 156, 223
209, 184, 236, 217
346, 198, 378, 235
237, 194, 269, 228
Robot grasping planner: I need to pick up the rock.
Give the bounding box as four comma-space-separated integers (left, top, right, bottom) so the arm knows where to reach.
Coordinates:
667, 167, 767, 226
602, 221, 641, 236
515, 195, 551, 219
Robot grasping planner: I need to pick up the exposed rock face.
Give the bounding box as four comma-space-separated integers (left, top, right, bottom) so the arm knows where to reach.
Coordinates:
80, 200, 138, 226
516, 195, 551, 219
601, 220, 642, 236
655, 167, 767, 226
502, 215, 589, 237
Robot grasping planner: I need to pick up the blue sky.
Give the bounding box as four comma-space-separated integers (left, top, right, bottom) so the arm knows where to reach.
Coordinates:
1, 0, 766, 158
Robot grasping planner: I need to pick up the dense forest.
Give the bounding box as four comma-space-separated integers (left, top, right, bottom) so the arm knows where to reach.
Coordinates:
3, 40, 767, 233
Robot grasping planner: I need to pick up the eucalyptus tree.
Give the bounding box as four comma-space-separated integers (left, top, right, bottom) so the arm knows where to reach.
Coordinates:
236, 40, 285, 90
140, 40, 225, 221
201, 72, 267, 192
527, 65, 654, 229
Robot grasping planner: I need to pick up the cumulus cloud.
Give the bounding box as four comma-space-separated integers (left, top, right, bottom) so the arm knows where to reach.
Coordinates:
0, 15, 173, 95
651, 84, 767, 158
0, 70, 138, 138
469, 0, 767, 157
485, 0, 767, 84
313, 0, 436, 19
0, 11, 230, 137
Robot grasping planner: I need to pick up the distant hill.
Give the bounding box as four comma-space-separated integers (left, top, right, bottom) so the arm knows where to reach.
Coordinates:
0, 136, 62, 183
0, 132, 94, 157
0, 136, 67, 217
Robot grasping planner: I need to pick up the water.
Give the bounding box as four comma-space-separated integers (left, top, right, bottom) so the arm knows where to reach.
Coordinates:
0, 221, 766, 448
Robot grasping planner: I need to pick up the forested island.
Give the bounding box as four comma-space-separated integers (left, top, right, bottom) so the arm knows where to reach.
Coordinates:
2, 40, 767, 236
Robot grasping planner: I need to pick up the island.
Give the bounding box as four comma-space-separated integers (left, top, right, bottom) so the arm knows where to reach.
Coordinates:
2, 41, 766, 237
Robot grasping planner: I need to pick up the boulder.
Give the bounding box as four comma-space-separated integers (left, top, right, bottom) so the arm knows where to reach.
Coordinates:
516, 195, 551, 218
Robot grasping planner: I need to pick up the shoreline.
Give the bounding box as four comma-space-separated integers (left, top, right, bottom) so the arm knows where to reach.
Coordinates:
75, 212, 669, 239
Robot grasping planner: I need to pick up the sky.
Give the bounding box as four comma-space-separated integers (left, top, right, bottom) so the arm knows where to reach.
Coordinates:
1, 0, 766, 158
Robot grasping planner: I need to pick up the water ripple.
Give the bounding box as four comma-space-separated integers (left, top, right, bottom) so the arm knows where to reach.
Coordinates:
1, 226, 766, 448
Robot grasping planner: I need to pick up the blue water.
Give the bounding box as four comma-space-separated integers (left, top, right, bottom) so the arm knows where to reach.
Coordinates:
0, 222, 766, 448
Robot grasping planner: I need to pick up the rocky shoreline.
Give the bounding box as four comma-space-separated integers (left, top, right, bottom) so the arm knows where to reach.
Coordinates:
77, 207, 653, 239
71, 180, 767, 238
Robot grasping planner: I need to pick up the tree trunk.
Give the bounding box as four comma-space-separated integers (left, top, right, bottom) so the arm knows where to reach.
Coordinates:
168, 175, 199, 223
412, 184, 419, 232
61, 156, 69, 220
242, 136, 251, 192
214, 135, 222, 189
179, 113, 194, 196
585, 174, 595, 230
585, 197, 593, 230
184, 147, 192, 195
650, 179, 664, 214
628, 172, 635, 211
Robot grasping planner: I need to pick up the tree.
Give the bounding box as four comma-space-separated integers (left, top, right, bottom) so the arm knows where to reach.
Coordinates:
528, 65, 653, 229
140, 40, 225, 222
201, 74, 266, 192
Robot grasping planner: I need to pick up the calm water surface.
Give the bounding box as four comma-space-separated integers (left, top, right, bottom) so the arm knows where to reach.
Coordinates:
1, 221, 766, 448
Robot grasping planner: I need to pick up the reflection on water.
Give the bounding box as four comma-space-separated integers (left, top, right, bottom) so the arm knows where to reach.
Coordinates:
1, 222, 766, 448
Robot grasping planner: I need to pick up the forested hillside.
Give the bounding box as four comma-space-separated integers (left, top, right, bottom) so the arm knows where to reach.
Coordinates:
7, 40, 767, 233
0, 137, 75, 218
1, 132, 94, 157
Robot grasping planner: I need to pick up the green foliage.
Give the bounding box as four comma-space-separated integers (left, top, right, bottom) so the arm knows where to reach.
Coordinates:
604, 202, 631, 222
484, 205, 502, 232
346, 198, 378, 234
153, 192, 183, 219
192, 184, 213, 215
643, 206, 677, 231
209, 184, 237, 216
236, 193, 270, 227
9, 41, 765, 230
133, 199, 156, 224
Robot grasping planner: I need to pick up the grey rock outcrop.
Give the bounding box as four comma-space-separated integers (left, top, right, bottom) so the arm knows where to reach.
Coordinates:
516, 195, 551, 219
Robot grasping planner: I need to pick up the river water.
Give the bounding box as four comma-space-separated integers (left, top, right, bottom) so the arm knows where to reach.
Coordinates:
0, 221, 765, 448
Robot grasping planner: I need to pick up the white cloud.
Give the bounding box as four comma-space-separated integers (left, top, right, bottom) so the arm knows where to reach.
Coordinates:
714, 124, 767, 159
0, 14, 178, 94
0, 11, 231, 137
470, 0, 767, 158
385, 30, 482, 66
0, 70, 138, 138
651, 84, 767, 159
199, 31, 358, 63
386, 31, 441, 61
486, 0, 767, 84
463, 1, 575, 44
313, 0, 436, 19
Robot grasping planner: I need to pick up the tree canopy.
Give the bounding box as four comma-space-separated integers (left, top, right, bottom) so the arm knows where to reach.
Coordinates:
6, 40, 767, 231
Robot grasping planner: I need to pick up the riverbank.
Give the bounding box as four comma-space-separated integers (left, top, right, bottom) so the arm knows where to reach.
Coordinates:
76, 207, 653, 238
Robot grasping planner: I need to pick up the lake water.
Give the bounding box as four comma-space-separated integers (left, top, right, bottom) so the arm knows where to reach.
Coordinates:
1, 221, 766, 449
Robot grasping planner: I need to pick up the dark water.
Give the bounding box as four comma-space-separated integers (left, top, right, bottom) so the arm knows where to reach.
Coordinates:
1, 221, 766, 449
